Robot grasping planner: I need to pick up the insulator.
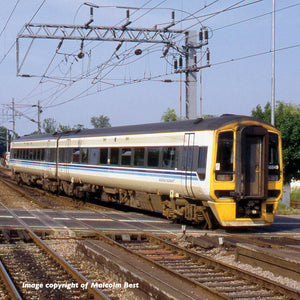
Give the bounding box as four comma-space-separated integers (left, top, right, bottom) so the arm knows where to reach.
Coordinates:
206, 48, 210, 63
78, 52, 84, 59
90, 7, 93, 16
172, 11, 175, 20
179, 56, 183, 68
199, 30, 203, 41
194, 55, 197, 65
116, 43, 122, 51
134, 49, 142, 55
204, 28, 209, 40
174, 60, 178, 70
127, 9, 130, 19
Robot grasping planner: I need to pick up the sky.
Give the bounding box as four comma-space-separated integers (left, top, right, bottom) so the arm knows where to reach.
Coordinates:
0, 0, 299, 136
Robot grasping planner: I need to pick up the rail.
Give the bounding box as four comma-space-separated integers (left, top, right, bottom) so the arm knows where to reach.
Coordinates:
0, 200, 110, 300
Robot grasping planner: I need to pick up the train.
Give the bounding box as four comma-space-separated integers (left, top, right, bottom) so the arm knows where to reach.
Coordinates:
9, 114, 283, 228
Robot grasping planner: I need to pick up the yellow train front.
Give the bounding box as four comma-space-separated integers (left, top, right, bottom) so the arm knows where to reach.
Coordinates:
208, 116, 283, 227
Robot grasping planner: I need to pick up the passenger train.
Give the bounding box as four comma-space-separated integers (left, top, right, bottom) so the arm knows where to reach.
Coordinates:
9, 114, 283, 228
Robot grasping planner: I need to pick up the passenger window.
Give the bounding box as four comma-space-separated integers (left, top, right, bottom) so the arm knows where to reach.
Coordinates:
49, 149, 56, 162
216, 131, 233, 181
29, 149, 33, 160
81, 148, 89, 164
89, 148, 99, 165
72, 148, 80, 163
100, 148, 108, 164
148, 147, 160, 167
40, 149, 45, 161
162, 147, 176, 169
197, 147, 207, 180
110, 148, 119, 165
59, 149, 64, 162
36, 149, 40, 161
121, 148, 132, 166
268, 133, 280, 181
25, 149, 29, 160
134, 148, 145, 167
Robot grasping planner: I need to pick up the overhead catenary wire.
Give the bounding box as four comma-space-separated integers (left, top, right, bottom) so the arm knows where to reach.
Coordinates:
4, 0, 300, 132
0, 0, 21, 38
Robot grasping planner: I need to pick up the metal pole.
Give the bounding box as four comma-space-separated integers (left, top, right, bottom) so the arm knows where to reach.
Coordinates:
271, 0, 276, 126
12, 98, 15, 139
185, 31, 197, 119
38, 100, 41, 134
6, 129, 8, 152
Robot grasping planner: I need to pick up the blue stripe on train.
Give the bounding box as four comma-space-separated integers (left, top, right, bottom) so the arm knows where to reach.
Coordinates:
10, 159, 198, 181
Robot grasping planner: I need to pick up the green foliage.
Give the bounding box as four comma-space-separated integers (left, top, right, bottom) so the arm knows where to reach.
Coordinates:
73, 124, 86, 130
251, 101, 300, 182
57, 124, 72, 132
0, 127, 8, 155
42, 118, 57, 133
90, 115, 111, 128
291, 190, 300, 201
161, 108, 180, 122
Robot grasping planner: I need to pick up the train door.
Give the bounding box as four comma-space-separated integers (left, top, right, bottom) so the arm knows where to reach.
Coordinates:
244, 135, 263, 196
183, 133, 195, 198
236, 126, 268, 199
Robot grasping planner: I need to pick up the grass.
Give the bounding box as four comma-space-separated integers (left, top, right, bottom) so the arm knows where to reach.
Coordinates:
275, 203, 299, 215
291, 189, 300, 201
275, 188, 300, 215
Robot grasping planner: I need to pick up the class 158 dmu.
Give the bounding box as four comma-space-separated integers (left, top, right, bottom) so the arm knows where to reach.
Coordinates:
9, 114, 283, 228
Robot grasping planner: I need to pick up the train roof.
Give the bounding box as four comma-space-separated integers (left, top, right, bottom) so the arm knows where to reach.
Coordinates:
13, 114, 274, 142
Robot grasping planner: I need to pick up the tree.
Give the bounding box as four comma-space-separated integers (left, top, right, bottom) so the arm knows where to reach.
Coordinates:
0, 127, 8, 155
91, 115, 111, 128
42, 118, 57, 133
251, 101, 300, 182
73, 124, 86, 130
57, 124, 72, 132
161, 108, 180, 122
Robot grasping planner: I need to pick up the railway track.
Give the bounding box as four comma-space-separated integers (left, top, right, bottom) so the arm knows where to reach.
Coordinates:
0, 201, 110, 300
104, 233, 300, 300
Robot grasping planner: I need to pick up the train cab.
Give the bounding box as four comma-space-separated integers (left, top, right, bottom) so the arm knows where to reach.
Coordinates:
209, 121, 282, 226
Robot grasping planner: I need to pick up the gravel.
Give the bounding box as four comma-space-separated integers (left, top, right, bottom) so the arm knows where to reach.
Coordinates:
173, 235, 300, 291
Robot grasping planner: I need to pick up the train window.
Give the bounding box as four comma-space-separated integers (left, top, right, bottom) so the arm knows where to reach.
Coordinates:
81, 148, 89, 164
110, 148, 119, 165
100, 148, 108, 164
121, 148, 132, 166
59, 149, 64, 162
29, 149, 33, 160
72, 148, 80, 163
134, 148, 145, 167
40, 149, 45, 161
89, 148, 99, 165
59, 148, 71, 163
49, 149, 56, 162
268, 133, 280, 181
197, 147, 207, 180
66, 149, 72, 163
148, 147, 160, 167
36, 149, 40, 161
216, 131, 233, 181
25, 149, 28, 160
162, 147, 176, 169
